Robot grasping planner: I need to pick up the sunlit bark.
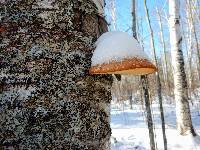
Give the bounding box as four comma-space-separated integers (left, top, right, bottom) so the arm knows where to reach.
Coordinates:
169, 0, 196, 136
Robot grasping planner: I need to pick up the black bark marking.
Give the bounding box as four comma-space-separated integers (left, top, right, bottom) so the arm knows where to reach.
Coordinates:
175, 18, 180, 25
178, 37, 182, 45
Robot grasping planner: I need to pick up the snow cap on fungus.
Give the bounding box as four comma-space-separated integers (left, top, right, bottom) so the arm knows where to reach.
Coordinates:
89, 31, 157, 75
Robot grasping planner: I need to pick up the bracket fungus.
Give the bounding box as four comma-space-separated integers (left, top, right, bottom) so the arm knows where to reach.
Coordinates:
89, 31, 157, 75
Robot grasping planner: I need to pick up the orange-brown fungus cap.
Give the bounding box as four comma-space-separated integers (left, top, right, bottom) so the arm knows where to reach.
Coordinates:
89, 57, 157, 75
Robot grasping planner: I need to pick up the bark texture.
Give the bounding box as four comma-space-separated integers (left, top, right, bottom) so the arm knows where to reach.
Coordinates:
0, 0, 112, 149
169, 0, 196, 136
141, 75, 155, 150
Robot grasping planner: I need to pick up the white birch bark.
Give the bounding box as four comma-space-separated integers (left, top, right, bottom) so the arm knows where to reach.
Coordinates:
108, 0, 117, 30
169, 0, 196, 136
184, 10, 193, 100
186, 0, 200, 82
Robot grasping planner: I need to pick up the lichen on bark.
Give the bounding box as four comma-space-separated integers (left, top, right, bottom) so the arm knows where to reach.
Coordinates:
0, 0, 112, 149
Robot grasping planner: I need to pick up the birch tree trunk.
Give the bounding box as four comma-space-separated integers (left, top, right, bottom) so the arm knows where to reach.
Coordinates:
144, 1, 167, 149
132, 1, 155, 149
186, 0, 200, 82
183, 11, 193, 101
169, 0, 196, 136
191, 0, 200, 82
108, 0, 117, 30
0, 0, 112, 149
141, 76, 156, 150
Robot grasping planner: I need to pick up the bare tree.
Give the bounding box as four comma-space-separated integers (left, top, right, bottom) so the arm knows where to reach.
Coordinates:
144, 1, 167, 149
140, 76, 156, 150
190, 0, 200, 82
186, 0, 200, 83
108, 0, 117, 30
156, 8, 171, 98
182, 6, 193, 100
169, 0, 196, 136
133, 1, 156, 150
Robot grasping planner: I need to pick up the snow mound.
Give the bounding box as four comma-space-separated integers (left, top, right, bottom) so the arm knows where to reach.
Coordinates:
111, 102, 200, 150
91, 31, 149, 66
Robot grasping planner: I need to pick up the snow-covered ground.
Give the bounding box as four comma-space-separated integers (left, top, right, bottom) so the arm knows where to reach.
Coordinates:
111, 101, 200, 150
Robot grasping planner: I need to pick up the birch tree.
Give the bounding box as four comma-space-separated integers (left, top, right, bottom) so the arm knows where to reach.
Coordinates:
189, 0, 200, 82
169, 0, 196, 136
144, 1, 167, 149
183, 8, 193, 100
0, 0, 112, 149
186, 0, 200, 84
156, 8, 171, 98
108, 0, 117, 30
133, 1, 155, 149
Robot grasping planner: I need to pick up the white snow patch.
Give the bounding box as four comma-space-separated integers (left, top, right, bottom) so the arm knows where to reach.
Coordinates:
91, 31, 149, 66
111, 101, 200, 150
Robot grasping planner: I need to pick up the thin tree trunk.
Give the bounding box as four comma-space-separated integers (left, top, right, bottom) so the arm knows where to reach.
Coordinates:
132, 1, 155, 150
141, 75, 156, 150
187, 0, 200, 81
191, 0, 200, 82
108, 0, 117, 30
182, 11, 193, 101
132, 0, 137, 40
156, 8, 171, 98
144, 1, 167, 149
129, 90, 133, 109
169, 0, 196, 136
0, 0, 112, 149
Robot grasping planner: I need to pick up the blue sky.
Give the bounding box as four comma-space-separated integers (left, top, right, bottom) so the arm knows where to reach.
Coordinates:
105, 0, 170, 59
105, 0, 200, 62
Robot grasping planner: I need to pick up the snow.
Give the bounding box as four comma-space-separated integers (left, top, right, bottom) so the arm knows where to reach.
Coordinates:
111, 101, 200, 150
91, 31, 149, 66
